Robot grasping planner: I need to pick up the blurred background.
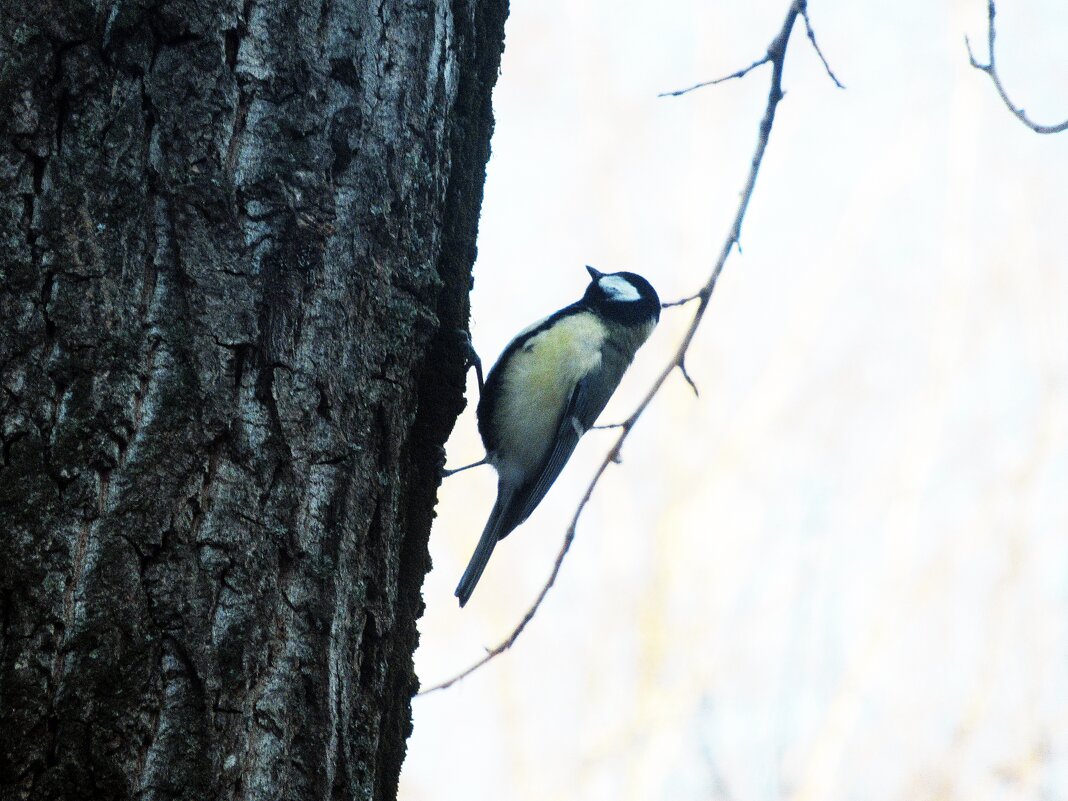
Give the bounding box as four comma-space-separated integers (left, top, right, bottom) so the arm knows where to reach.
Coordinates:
402, 0, 1068, 799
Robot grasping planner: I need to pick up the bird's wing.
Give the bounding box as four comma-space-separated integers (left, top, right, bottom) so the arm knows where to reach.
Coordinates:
507, 360, 624, 530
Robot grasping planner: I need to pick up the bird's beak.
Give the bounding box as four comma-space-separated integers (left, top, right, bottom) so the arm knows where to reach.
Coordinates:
586, 265, 604, 281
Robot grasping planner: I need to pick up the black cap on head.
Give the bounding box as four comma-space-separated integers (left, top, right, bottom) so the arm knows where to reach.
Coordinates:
582, 268, 661, 325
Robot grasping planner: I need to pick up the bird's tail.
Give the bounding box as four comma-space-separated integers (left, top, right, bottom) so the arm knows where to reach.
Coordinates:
455, 483, 517, 607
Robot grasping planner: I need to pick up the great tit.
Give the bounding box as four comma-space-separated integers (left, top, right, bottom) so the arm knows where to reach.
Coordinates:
455, 265, 661, 606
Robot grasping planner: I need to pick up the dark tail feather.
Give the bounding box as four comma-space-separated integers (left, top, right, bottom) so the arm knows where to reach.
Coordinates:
455, 484, 517, 607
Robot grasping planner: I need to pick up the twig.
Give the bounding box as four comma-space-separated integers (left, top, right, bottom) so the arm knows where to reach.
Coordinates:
661, 293, 702, 308
965, 0, 1068, 135
678, 357, 700, 397
799, 4, 845, 89
419, 0, 812, 697
658, 54, 772, 99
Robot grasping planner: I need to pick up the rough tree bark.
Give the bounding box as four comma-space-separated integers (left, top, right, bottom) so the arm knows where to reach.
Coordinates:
0, 0, 507, 798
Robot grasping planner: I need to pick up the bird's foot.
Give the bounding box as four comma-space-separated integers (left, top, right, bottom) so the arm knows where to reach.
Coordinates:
454, 329, 484, 394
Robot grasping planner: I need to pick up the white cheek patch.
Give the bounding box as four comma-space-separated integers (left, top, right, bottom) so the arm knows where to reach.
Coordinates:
598, 275, 642, 302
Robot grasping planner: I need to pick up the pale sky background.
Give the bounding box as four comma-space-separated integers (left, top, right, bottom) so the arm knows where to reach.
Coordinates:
402, 1, 1068, 799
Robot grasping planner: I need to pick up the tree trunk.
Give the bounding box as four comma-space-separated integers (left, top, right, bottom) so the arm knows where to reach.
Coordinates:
0, 0, 507, 798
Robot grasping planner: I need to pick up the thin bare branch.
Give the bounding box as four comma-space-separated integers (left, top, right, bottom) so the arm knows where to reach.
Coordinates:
418, 444, 622, 694
966, 0, 1068, 134
419, 0, 809, 697
678, 358, 700, 397
662, 293, 702, 308
659, 54, 772, 98
799, 4, 845, 89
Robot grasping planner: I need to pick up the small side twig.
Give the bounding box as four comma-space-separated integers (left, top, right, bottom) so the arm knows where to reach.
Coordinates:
661, 293, 702, 309
799, 4, 845, 89
419, 0, 816, 697
965, 0, 1068, 135
658, 54, 772, 99
678, 358, 700, 397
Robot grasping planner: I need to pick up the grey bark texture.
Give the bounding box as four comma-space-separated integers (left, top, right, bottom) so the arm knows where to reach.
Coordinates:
0, 0, 507, 798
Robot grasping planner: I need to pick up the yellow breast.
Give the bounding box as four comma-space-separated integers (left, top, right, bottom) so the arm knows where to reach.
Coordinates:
493, 311, 605, 472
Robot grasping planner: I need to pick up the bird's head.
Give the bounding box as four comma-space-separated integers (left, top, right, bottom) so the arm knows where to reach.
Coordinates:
582, 265, 661, 326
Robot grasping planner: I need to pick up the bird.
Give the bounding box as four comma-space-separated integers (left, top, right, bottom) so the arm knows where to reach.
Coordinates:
453, 265, 661, 607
